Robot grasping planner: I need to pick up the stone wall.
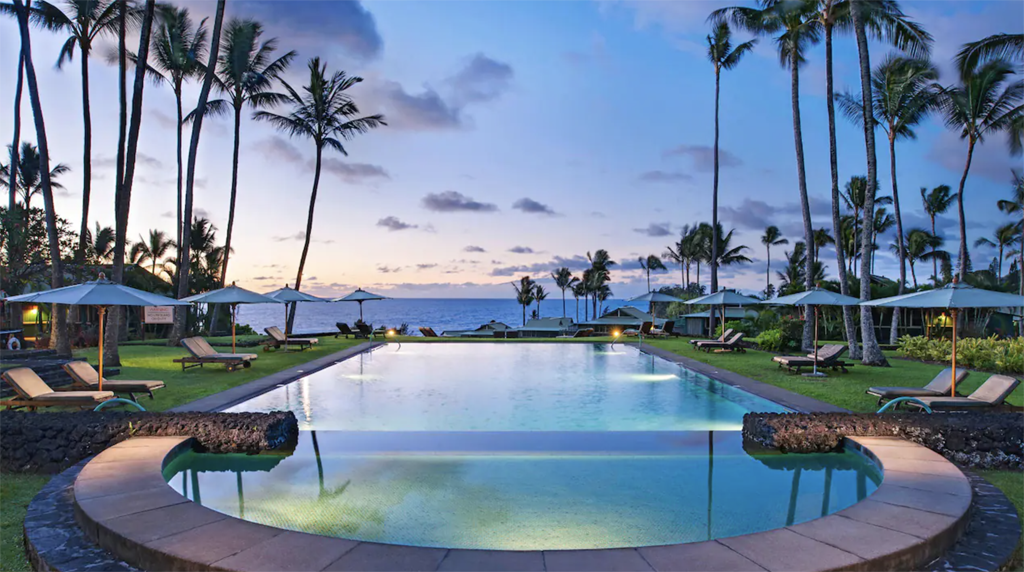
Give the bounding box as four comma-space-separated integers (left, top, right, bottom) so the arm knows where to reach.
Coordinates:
0, 411, 298, 474
744, 412, 1024, 470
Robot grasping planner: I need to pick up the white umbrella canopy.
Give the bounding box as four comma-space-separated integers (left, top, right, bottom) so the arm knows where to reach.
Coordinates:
862, 280, 1024, 394
333, 288, 388, 322
183, 283, 282, 353
685, 291, 762, 342
761, 288, 861, 377
6, 274, 188, 391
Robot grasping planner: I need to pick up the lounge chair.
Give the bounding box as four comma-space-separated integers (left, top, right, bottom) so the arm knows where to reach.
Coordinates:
649, 321, 675, 337
62, 361, 165, 401
772, 345, 853, 374
356, 323, 374, 338
696, 332, 746, 353
335, 323, 367, 339
689, 329, 734, 346
866, 368, 970, 406
174, 337, 258, 372
263, 326, 318, 351
907, 375, 1020, 410
1, 367, 115, 411
419, 327, 440, 338
557, 328, 593, 339
623, 322, 653, 337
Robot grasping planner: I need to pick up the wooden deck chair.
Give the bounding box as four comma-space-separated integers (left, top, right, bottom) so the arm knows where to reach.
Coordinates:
1, 367, 115, 411
62, 361, 165, 401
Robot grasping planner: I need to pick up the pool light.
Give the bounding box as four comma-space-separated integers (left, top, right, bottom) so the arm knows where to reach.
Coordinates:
610, 330, 623, 348
386, 329, 401, 351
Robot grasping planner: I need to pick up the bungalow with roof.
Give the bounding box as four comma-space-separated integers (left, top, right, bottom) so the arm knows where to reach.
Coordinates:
441, 321, 512, 338
579, 306, 655, 334
680, 308, 758, 337
512, 317, 575, 338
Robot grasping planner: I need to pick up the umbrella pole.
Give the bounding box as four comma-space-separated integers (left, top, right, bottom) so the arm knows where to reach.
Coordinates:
359, 301, 364, 322
950, 308, 958, 397
97, 306, 106, 392
231, 303, 237, 354
812, 307, 819, 376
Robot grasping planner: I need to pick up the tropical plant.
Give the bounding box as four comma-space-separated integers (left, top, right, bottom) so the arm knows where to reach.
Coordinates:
254, 57, 385, 331
938, 59, 1023, 280
585, 249, 616, 317
664, 224, 700, 287
974, 223, 1020, 280
760, 225, 788, 293
998, 170, 1023, 334
0, 205, 76, 295
512, 276, 536, 326
571, 279, 586, 322
551, 267, 577, 318
0, 142, 68, 209
133, 229, 174, 278
870, 205, 896, 273
204, 18, 295, 285
777, 241, 824, 295
534, 284, 548, 318
840, 175, 890, 274
83, 222, 114, 262
894, 228, 946, 288
706, 20, 756, 301
955, 33, 1023, 83
812, 227, 835, 263
919, 184, 955, 283
638, 254, 667, 293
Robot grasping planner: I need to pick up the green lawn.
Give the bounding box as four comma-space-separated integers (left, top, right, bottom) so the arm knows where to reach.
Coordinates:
1, 336, 1020, 571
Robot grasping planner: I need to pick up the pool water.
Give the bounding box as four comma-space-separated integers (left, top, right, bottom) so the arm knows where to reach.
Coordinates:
165, 431, 881, 550
226, 343, 787, 431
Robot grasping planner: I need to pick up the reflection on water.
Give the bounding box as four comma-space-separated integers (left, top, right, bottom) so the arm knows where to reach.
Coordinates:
164, 431, 880, 550
226, 344, 786, 431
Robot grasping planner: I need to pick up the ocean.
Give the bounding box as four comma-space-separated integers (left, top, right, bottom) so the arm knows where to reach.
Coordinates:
236, 298, 633, 336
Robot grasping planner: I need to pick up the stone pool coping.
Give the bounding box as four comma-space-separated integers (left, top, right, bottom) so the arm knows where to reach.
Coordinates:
72, 435, 973, 572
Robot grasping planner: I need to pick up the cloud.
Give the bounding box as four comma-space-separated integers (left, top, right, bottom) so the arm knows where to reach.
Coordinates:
376, 216, 418, 231
663, 144, 742, 172
319, 158, 389, 183
638, 170, 693, 183
464, 245, 486, 253
376, 81, 463, 130
508, 246, 534, 254
95, 153, 163, 169
634, 222, 673, 237
272, 231, 306, 242
721, 196, 834, 235
377, 265, 402, 273
230, 0, 382, 61
447, 53, 514, 105
422, 191, 498, 213
512, 197, 558, 216
590, 211, 606, 218
490, 255, 591, 277
253, 136, 303, 164
416, 263, 438, 270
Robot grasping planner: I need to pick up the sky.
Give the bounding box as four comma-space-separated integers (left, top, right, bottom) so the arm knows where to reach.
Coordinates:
1, 0, 1021, 299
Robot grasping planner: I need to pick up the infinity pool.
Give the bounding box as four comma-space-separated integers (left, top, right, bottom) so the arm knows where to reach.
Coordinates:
226, 343, 787, 430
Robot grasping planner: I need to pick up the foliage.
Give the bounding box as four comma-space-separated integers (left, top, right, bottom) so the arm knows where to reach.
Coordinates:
896, 335, 1023, 374
714, 320, 756, 338
0, 205, 77, 295
753, 328, 786, 352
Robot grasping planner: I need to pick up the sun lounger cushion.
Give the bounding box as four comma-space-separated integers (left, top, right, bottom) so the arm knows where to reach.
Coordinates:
2, 367, 115, 403
63, 361, 165, 391
187, 337, 258, 360
690, 329, 734, 345
28, 390, 116, 403
697, 332, 744, 348
867, 368, 966, 400
911, 375, 1019, 409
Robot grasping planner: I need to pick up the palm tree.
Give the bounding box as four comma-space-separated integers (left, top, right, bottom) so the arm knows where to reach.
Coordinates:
170, 0, 226, 345
706, 20, 756, 302
6, 26, 23, 212
143, 6, 207, 266
204, 19, 295, 286
534, 284, 548, 318
638, 254, 667, 293
664, 224, 700, 287
254, 57, 385, 331
572, 280, 586, 322
713, 0, 821, 350
840, 176, 891, 274
761, 225, 788, 293
84, 222, 114, 262
871, 205, 896, 274
585, 249, 616, 318
0, 142, 68, 209
134, 229, 173, 278
812, 227, 835, 263
956, 33, 1023, 80
12, 0, 69, 356
512, 276, 536, 326
920, 184, 955, 283
998, 170, 1023, 334
777, 242, 824, 295
838, 54, 939, 342
898, 228, 946, 288
974, 223, 1020, 280
551, 267, 577, 318
939, 59, 1022, 281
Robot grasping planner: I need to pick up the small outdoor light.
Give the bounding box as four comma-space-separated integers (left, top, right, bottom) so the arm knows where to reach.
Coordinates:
386, 329, 400, 351
610, 329, 623, 348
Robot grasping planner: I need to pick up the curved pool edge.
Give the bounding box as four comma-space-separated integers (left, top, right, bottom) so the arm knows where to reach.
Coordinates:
70, 435, 973, 572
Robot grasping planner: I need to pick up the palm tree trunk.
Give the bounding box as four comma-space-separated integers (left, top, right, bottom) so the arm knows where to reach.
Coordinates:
765, 245, 770, 293
105, 0, 128, 362
9, 49, 23, 211
910, 260, 917, 288
562, 289, 566, 318
174, 83, 184, 288
106, 0, 156, 366
888, 134, 906, 345
170, 0, 226, 345
1019, 217, 1023, 336
851, 0, 887, 366
220, 104, 242, 285
575, 296, 579, 322
15, 0, 70, 357
790, 52, 815, 352
997, 245, 1003, 279
76, 43, 92, 277
712, 66, 720, 333
288, 144, 323, 333
955, 138, 975, 281
826, 27, 858, 356
696, 260, 700, 287
522, 304, 526, 326
930, 214, 937, 283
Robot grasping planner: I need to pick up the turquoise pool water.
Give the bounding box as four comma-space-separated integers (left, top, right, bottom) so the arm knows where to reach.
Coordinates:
165, 431, 881, 550
226, 343, 787, 430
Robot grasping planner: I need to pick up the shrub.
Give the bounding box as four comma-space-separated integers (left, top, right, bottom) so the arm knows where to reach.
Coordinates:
755, 329, 786, 352
235, 324, 257, 336
897, 335, 1023, 374
715, 320, 755, 338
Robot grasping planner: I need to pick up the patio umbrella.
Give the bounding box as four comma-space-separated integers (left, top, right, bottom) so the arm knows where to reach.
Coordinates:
685, 291, 761, 339
628, 291, 685, 315
861, 279, 1024, 395
762, 288, 861, 377
334, 288, 387, 322
5, 274, 189, 391
182, 283, 281, 353
264, 285, 329, 345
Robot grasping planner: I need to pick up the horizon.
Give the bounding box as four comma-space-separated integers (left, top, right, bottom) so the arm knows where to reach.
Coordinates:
1, 0, 1021, 300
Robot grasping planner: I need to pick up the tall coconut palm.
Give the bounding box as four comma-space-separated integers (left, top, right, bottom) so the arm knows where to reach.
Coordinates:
956, 33, 1023, 80
638, 254, 667, 293
870, 205, 896, 273
83, 222, 114, 262
133, 229, 173, 277
812, 227, 835, 263
170, 0, 226, 345
837, 55, 940, 342
572, 280, 586, 322
0, 142, 69, 209
897, 228, 946, 288
534, 284, 548, 318
512, 276, 536, 326
254, 57, 385, 331
761, 225, 788, 294
7, 44, 23, 212
840, 176, 891, 274
706, 21, 756, 309
204, 19, 295, 286
712, 0, 821, 350
664, 224, 699, 287
974, 222, 1020, 280
998, 170, 1023, 334
585, 249, 616, 318
12, 0, 70, 356
551, 267, 577, 318
919, 184, 955, 283
938, 59, 1022, 281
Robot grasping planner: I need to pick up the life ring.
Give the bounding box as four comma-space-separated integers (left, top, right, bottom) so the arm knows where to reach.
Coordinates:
6, 337, 21, 351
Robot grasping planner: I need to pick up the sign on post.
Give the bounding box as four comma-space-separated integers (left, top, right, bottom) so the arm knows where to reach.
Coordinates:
143, 306, 174, 324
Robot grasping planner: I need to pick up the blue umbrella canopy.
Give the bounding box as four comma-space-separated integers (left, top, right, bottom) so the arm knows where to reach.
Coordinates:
182, 283, 281, 305
685, 291, 761, 306
5, 276, 188, 306
628, 292, 685, 304
264, 285, 328, 303
860, 282, 1024, 309
764, 288, 861, 307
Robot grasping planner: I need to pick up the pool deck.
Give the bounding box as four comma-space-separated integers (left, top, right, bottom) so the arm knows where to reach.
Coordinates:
69, 435, 973, 572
